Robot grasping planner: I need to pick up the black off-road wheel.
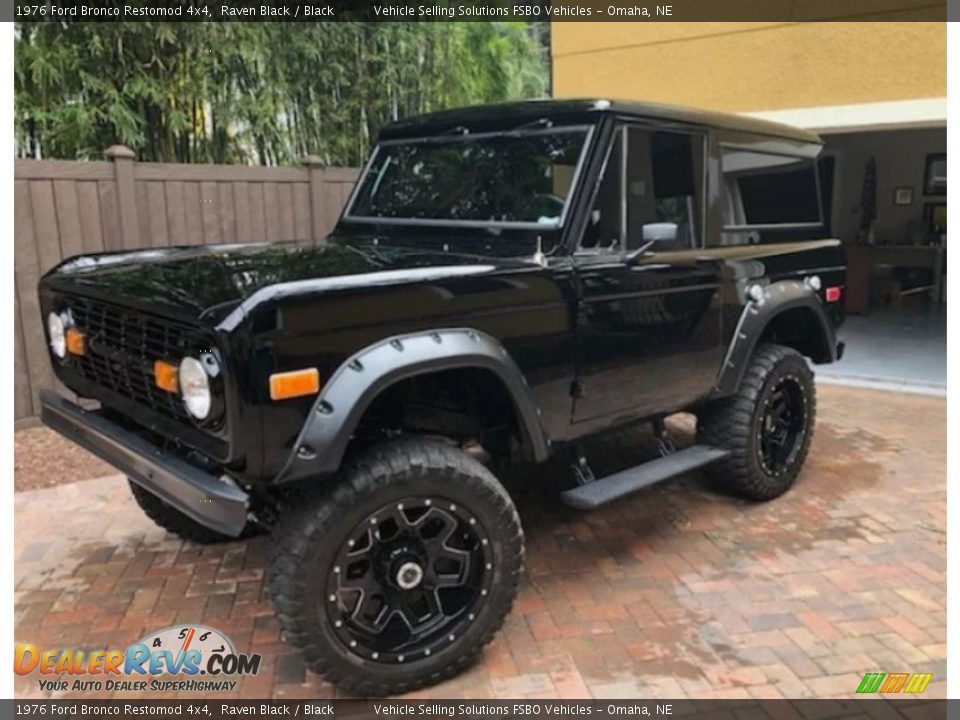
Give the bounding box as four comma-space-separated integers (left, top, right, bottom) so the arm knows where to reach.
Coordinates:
269, 437, 524, 696
698, 343, 816, 501
128, 479, 247, 544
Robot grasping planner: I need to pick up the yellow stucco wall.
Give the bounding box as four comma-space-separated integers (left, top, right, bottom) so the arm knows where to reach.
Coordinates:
551, 22, 946, 112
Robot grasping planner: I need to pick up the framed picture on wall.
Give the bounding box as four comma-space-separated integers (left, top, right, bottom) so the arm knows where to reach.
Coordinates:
893, 187, 913, 205
924, 153, 946, 195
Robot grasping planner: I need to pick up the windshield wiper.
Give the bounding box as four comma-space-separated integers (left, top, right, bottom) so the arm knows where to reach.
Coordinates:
435, 118, 554, 139
503, 118, 554, 135
436, 124, 470, 136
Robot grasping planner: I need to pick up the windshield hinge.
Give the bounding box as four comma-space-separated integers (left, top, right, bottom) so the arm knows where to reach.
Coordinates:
533, 235, 547, 268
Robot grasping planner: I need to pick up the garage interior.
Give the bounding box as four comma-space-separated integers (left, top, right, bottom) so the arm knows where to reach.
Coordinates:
817, 126, 946, 390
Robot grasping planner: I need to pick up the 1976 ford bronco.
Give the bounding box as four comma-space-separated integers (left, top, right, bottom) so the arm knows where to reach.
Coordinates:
38, 99, 845, 694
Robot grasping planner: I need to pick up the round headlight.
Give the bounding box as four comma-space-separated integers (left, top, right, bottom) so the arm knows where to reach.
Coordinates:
48, 312, 66, 358
179, 356, 211, 420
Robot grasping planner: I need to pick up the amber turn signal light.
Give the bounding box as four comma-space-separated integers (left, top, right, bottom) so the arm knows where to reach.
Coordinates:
154, 360, 179, 394
65, 329, 86, 356
270, 368, 320, 401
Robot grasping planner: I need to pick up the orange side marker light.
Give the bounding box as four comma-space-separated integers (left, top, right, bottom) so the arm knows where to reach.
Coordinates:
270, 368, 320, 401
66, 329, 86, 356
154, 360, 179, 393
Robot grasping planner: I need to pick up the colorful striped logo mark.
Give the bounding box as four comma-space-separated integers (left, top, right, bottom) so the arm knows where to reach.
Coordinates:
857, 672, 933, 694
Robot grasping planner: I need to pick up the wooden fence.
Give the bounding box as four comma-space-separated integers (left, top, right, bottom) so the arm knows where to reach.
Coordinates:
14, 146, 359, 425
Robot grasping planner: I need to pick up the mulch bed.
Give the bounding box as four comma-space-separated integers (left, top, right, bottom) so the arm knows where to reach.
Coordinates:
14, 426, 115, 492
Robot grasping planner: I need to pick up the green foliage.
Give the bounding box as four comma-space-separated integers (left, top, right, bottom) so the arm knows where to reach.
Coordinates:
15, 22, 549, 166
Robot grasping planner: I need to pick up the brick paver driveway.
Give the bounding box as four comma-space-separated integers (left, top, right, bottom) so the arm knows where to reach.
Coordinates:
13, 385, 946, 700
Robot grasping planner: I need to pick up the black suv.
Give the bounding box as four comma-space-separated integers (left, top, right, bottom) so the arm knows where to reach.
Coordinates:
38, 99, 845, 695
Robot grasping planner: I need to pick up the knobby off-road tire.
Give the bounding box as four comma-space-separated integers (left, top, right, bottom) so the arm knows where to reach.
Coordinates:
127, 479, 245, 544
698, 343, 816, 501
269, 437, 524, 696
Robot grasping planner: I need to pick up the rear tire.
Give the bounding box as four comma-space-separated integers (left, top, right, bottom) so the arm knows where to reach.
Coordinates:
269, 437, 524, 696
698, 343, 816, 501
128, 480, 242, 544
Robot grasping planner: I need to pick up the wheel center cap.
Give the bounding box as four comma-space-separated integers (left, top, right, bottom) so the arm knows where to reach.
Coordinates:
396, 561, 424, 590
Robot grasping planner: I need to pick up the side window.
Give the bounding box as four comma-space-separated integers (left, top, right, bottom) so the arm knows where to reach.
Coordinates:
625, 128, 703, 251
580, 129, 623, 250
579, 126, 704, 252
720, 149, 823, 245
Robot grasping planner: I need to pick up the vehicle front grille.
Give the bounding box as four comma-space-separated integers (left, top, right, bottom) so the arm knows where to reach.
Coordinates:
69, 296, 203, 423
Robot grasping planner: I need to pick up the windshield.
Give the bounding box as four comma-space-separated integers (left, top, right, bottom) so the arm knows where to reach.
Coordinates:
345, 126, 591, 228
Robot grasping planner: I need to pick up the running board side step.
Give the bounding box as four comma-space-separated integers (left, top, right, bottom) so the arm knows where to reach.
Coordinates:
561, 445, 729, 510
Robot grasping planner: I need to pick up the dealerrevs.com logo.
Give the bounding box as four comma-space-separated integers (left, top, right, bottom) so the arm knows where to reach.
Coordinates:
14, 625, 262, 693
856, 672, 933, 694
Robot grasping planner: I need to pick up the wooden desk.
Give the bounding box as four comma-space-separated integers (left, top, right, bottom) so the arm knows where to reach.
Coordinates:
845, 244, 945, 314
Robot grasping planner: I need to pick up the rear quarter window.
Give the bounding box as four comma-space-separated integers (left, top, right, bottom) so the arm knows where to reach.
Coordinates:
720, 148, 825, 245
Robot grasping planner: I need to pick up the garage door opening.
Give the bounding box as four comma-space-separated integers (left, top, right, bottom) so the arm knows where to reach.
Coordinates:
817, 126, 946, 391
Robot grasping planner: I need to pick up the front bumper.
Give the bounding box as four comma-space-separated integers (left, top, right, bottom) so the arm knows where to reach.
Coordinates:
39, 390, 249, 537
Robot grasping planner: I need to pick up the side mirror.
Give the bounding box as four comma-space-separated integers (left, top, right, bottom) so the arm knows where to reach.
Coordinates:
642, 222, 678, 243
625, 223, 678, 265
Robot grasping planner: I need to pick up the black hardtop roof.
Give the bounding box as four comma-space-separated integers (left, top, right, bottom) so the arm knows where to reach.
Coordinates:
379, 98, 821, 145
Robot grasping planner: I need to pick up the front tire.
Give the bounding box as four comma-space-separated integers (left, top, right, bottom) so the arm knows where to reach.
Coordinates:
698, 343, 816, 501
128, 480, 240, 544
269, 437, 524, 696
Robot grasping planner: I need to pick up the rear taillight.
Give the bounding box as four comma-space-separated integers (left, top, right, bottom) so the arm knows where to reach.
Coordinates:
825, 287, 842, 303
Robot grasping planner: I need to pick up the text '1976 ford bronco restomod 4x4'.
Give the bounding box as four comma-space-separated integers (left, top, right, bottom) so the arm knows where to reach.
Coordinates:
38, 99, 845, 695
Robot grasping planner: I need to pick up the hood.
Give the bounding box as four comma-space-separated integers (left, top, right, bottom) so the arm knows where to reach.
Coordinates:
41, 239, 539, 327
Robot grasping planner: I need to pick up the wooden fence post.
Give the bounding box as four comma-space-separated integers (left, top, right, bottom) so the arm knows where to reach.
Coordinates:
303, 155, 329, 243
104, 144, 140, 250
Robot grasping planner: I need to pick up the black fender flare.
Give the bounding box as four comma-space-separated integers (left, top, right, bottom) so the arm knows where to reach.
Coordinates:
274, 328, 551, 484
712, 280, 838, 398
